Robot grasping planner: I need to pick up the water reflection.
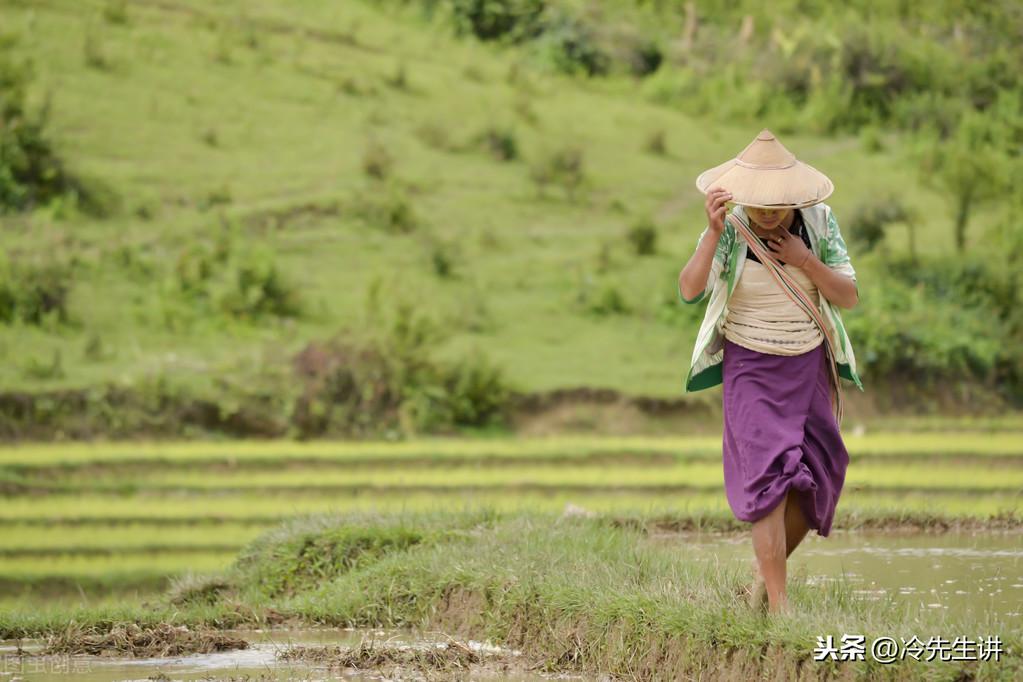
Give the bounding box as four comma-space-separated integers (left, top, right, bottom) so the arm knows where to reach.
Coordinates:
0, 627, 590, 681
654, 529, 1023, 619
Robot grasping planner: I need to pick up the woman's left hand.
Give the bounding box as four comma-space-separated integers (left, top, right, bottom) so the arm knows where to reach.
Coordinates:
766, 230, 811, 267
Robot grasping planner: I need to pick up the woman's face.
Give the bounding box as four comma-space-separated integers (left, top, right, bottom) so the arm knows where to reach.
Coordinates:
746, 206, 793, 230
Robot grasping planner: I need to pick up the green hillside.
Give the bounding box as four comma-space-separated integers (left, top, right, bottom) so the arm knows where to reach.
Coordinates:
1, 0, 1021, 437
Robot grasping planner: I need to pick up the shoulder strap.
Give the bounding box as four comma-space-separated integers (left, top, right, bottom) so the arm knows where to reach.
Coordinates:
728, 211, 846, 427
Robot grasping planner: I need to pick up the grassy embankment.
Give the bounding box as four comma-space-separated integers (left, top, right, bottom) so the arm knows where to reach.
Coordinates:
1, 0, 1020, 440
2, 508, 1021, 680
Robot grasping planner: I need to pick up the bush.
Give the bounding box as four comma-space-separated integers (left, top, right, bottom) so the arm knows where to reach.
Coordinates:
102, 0, 130, 26
476, 125, 518, 161
626, 217, 658, 256
450, 0, 546, 43
429, 239, 462, 279
846, 194, 912, 254
846, 275, 1002, 383
198, 184, 232, 210
0, 258, 73, 326
643, 129, 667, 156
535, 11, 610, 77
845, 253, 1022, 392
0, 42, 81, 213
385, 61, 410, 91
350, 185, 418, 234
167, 228, 302, 324
362, 138, 394, 180
587, 284, 629, 316
601, 21, 662, 77
217, 249, 303, 320
529, 144, 585, 200
291, 296, 512, 437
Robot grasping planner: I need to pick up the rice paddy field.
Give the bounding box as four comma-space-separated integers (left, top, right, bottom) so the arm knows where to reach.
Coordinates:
1, 431, 1021, 605
2, 0, 1022, 676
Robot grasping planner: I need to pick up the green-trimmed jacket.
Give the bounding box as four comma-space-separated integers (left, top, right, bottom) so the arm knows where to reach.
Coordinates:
678, 202, 865, 394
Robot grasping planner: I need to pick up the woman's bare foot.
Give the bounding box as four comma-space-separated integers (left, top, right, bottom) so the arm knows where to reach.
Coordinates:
768, 595, 793, 615
747, 558, 769, 612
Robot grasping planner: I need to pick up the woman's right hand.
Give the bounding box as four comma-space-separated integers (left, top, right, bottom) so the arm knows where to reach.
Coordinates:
705, 187, 732, 234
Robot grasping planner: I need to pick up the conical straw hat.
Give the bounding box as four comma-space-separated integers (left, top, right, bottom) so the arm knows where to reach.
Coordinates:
694, 129, 834, 209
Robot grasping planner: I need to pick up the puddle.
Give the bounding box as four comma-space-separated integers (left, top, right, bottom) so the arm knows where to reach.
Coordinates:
0, 627, 590, 681
654, 529, 1023, 619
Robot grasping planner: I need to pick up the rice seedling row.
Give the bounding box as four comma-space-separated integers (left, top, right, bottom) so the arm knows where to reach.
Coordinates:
0, 523, 266, 551
0, 491, 1018, 524
6, 458, 1023, 496
3, 433, 1022, 467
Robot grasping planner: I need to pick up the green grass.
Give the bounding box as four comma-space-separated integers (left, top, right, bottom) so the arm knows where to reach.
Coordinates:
0, 0, 1012, 404
2, 509, 1019, 679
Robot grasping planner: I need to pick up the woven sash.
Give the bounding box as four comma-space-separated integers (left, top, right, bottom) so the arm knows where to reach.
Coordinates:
729, 212, 845, 426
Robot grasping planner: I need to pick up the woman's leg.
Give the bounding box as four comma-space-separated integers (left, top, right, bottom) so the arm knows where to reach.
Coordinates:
784, 488, 811, 557
751, 488, 812, 613
751, 494, 789, 613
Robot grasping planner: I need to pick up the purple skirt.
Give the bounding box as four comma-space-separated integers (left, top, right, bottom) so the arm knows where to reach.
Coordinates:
721, 337, 849, 537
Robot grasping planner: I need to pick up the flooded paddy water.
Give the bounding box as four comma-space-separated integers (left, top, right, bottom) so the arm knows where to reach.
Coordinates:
0, 627, 591, 681
654, 528, 1023, 620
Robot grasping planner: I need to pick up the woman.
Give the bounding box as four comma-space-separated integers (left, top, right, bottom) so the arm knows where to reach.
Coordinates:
677, 129, 864, 615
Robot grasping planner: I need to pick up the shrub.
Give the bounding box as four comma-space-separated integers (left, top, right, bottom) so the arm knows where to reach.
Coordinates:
429, 239, 462, 279
529, 144, 585, 200
450, 0, 546, 43
362, 138, 394, 180
168, 228, 302, 323
385, 61, 409, 90
0, 258, 73, 326
644, 129, 667, 156
217, 249, 303, 320
625, 38, 662, 77
350, 185, 418, 234
291, 296, 512, 437
845, 253, 1022, 392
846, 194, 912, 254
859, 125, 884, 153
476, 125, 518, 161
845, 275, 1002, 383
601, 21, 662, 77
0, 43, 83, 213
535, 11, 610, 77
102, 0, 130, 25
587, 283, 629, 316
626, 217, 658, 256
198, 184, 232, 210
82, 25, 112, 70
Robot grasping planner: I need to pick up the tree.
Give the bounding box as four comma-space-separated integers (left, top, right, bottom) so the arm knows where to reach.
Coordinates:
915, 109, 1012, 252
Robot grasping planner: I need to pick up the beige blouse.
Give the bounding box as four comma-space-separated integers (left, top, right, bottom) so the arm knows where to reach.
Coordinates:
722, 258, 823, 355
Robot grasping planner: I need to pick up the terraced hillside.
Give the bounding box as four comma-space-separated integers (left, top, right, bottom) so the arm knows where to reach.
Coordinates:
1, 0, 1019, 440
1, 432, 1020, 608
